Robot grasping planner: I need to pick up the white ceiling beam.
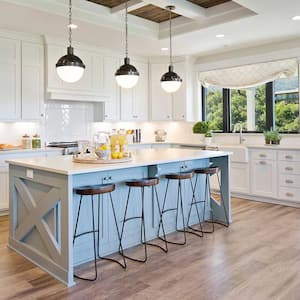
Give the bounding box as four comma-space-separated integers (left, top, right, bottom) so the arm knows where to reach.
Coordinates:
111, 0, 145, 14
142, 0, 207, 19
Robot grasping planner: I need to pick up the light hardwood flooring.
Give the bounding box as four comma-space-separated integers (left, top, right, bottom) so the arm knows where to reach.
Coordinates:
1, 197, 300, 300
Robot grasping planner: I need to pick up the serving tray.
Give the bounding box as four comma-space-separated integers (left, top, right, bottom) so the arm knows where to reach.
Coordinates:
73, 156, 132, 164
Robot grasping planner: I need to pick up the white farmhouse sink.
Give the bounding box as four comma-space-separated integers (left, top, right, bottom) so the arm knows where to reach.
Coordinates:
218, 145, 249, 163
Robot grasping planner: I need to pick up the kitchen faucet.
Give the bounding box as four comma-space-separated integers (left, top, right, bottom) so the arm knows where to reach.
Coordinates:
233, 123, 246, 144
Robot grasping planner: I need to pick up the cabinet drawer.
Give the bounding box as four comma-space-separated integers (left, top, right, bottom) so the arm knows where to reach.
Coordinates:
278, 187, 300, 203
251, 150, 276, 161
278, 161, 300, 175
279, 174, 300, 188
278, 151, 300, 162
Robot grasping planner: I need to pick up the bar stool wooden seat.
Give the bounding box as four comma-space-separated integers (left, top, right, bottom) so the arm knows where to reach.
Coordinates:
120, 177, 168, 263
73, 183, 126, 281
187, 166, 229, 234
158, 171, 194, 245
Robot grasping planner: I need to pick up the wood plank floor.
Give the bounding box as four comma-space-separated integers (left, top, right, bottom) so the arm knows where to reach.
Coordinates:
1, 197, 300, 300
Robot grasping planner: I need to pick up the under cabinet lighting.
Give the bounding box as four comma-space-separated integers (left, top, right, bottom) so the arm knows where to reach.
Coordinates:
292, 16, 300, 20
216, 34, 225, 38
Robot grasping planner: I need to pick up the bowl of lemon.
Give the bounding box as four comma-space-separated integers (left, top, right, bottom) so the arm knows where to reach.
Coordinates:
95, 144, 110, 160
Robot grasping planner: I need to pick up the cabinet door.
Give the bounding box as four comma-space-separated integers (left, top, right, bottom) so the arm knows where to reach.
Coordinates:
251, 160, 277, 197
172, 61, 187, 121
103, 56, 120, 121
120, 61, 148, 121
0, 166, 9, 213
132, 61, 148, 121
231, 162, 249, 194
150, 63, 172, 121
0, 37, 21, 120
21, 42, 44, 120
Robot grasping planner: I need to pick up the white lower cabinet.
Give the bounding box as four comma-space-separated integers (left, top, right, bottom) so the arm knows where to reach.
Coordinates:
0, 166, 9, 214
231, 162, 249, 194
250, 159, 277, 198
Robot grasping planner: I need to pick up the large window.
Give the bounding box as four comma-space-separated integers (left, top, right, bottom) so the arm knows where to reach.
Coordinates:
203, 73, 299, 133
274, 74, 299, 132
230, 85, 266, 132
204, 86, 223, 131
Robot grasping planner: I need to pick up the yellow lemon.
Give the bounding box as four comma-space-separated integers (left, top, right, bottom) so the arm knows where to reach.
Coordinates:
111, 152, 119, 159
117, 152, 123, 159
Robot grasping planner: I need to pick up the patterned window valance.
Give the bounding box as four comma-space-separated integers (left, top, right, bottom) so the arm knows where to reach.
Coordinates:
199, 59, 298, 89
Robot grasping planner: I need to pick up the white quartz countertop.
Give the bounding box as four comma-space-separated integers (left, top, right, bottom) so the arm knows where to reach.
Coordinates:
0, 147, 63, 155
6, 148, 230, 175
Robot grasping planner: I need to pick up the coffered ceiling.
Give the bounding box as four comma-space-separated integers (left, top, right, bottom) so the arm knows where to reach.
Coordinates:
1, 0, 300, 59
87, 0, 231, 23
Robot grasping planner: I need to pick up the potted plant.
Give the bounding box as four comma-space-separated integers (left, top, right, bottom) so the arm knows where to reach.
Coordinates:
263, 131, 272, 145
193, 121, 210, 142
204, 130, 213, 145
263, 129, 282, 145
270, 129, 282, 145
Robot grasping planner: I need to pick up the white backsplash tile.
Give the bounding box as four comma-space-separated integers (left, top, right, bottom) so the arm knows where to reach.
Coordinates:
45, 101, 94, 142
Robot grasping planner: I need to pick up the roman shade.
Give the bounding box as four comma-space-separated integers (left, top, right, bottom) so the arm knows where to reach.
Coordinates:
199, 59, 298, 89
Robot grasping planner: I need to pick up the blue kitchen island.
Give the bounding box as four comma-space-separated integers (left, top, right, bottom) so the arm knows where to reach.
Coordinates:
7, 148, 231, 286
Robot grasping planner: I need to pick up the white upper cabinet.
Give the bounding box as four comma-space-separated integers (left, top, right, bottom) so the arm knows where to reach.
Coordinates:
0, 35, 44, 121
0, 37, 21, 120
150, 63, 172, 121
120, 60, 148, 121
21, 42, 44, 120
102, 56, 120, 121
150, 60, 195, 122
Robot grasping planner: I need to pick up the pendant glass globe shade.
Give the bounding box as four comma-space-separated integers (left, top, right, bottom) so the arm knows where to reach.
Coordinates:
115, 57, 139, 88
56, 47, 85, 83
160, 65, 182, 93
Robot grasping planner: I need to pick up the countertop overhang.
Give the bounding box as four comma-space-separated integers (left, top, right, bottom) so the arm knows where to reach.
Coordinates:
6, 148, 231, 175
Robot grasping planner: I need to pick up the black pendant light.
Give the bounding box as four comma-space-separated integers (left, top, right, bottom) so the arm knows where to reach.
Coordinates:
161, 5, 182, 93
115, 0, 139, 89
56, 0, 85, 83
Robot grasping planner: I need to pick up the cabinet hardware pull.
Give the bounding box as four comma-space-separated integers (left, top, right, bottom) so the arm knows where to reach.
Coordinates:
285, 167, 293, 171
286, 192, 294, 197
285, 179, 294, 184
259, 161, 267, 165
259, 154, 267, 158
285, 155, 293, 159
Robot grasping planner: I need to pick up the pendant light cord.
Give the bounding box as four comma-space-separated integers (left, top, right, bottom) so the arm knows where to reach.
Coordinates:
69, 0, 72, 48
169, 8, 173, 67
125, 0, 128, 58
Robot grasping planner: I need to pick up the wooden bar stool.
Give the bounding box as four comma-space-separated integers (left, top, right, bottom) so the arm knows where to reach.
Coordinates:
73, 183, 126, 281
158, 171, 194, 245
120, 177, 168, 263
187, 166, 229, 234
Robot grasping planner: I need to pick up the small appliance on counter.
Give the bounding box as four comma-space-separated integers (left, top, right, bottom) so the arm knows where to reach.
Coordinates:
47, 141, 79, 155
154, 129, 167, 142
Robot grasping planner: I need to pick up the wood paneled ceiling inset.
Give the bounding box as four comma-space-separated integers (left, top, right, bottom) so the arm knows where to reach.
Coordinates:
86, 0, 124, 9
186, 0, 231, 8
130, 4, 180, 23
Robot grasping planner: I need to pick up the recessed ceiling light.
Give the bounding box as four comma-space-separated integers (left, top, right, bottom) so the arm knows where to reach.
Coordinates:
161, 47, 169, 51
216, 34, 225, 38
292, 16, 300, 21
68, 23, 78, 29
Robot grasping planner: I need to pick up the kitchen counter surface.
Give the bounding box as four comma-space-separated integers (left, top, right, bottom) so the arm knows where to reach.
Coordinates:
0, 147, 63, 155
6, 148, 230, 175
246, 144, 300, 150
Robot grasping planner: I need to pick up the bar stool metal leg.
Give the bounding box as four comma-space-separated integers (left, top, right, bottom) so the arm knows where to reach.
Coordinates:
120, 183, 168, 263
97, 193, 127, 269
186, 177, 204, 237
158, 179, 187, 246
73, 195, 98, 281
